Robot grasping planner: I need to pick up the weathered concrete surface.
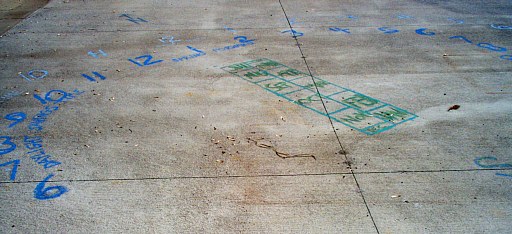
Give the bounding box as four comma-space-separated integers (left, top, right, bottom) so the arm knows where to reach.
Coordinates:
0, 0, 48, 34
0, 0, 511, 233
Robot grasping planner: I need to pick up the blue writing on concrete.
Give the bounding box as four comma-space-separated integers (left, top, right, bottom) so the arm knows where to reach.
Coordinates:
128, 54, 164, 67
500, 55, 512, 61
34, 89, 71, 105
0, 159, 20, 181
81, 72, 106, 82
29, 90, 84, 132
474, 156, 512, 179
119, 13, 148, 24
329, 27, 351, 34
159, 36, 180, 44
223, 26, 237, 33
449, 35, 472, 44
87, 49, 107, 58
378, 27, 399, 34
495, 173, 512, 178
19, 70, 48, 82
212, 36, 255, 52
0, 91, 21, 104
448, 18, 464, 24
172, 46, 206, 62
490, 24, 512, 30
281, 29, 304, 38
5, 112, 26, 128
0, 136, 16, 155
28, 106, 59, 131
34, 174, 68, 200
415, 28, 435, 36
474, 156, 512, 169
476, 43, 507, 52
397, 14, 413, 19
24, 136, 61, 169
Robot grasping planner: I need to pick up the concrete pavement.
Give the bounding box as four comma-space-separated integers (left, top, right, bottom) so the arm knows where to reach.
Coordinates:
0, 0, 511, 233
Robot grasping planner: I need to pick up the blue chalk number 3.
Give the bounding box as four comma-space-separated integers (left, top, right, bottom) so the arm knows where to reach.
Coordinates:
0, 136, 16, 156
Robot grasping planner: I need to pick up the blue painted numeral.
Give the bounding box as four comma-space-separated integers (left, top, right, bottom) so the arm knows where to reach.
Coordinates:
88, 49, 107, 58
119, 14, 148, 24
159, 36, 180, 44
19, 70, 48, 81
474, 156, 512, 179
0, 136, 16, 156
500, 55, 512, 61
33, 90, 69, 105
281, 29, 304, 37
490, 24, 512, 30
474, 156, 512, 169
378, 27, 399, 34
128, 55, 163, 67
476, 43, 507, 52
449, 35, 472, 44
397, 14, 413, 19
495, 173, 512, 178
329, 27, 351, 34
0, 159, 20, 181
5, 112, 26, 128
234, 36, 254, 44
415, 28, 435, 36
34, 174, 68, 200
447, 18, 464, 24
81, 72, 106, 82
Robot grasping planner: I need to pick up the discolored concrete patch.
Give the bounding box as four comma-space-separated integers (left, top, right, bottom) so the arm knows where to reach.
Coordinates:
0, 0, 48, 34
0, 0, 511, 233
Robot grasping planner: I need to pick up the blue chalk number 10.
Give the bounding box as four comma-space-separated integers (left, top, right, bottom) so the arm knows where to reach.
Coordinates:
33, 90, 69, 105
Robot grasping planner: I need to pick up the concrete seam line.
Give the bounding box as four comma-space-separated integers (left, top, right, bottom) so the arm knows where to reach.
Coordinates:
277, 1, 380, 233
2, 168, 509, 184
0, 0, 50, 37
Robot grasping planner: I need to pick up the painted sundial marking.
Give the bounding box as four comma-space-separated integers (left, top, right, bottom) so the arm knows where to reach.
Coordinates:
222, 58, 417, 135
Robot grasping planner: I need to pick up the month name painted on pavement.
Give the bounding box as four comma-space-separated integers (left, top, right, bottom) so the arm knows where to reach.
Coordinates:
0, 7, 509, 205
222, 58, 417, 135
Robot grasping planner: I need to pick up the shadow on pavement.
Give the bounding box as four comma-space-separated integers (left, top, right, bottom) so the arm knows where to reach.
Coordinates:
0, 0, 49, 35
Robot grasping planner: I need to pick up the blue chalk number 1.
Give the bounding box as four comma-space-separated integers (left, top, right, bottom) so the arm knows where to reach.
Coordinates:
0, 159, 20, 181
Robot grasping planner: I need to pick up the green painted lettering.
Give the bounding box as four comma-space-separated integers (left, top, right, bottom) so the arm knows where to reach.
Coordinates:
278, 68, 302, 77
264, 82, 291, 92
228, 63, 251, 70
296, 94, 321, 105
244, 70, 268, 79
338, 112, 370, 124
374, 107, 409, 122
342, 94, 379, 108
256, 60, 280, 69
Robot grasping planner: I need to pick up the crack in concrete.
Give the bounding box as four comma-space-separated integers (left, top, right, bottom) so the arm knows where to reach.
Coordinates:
277, 1, 380, 233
